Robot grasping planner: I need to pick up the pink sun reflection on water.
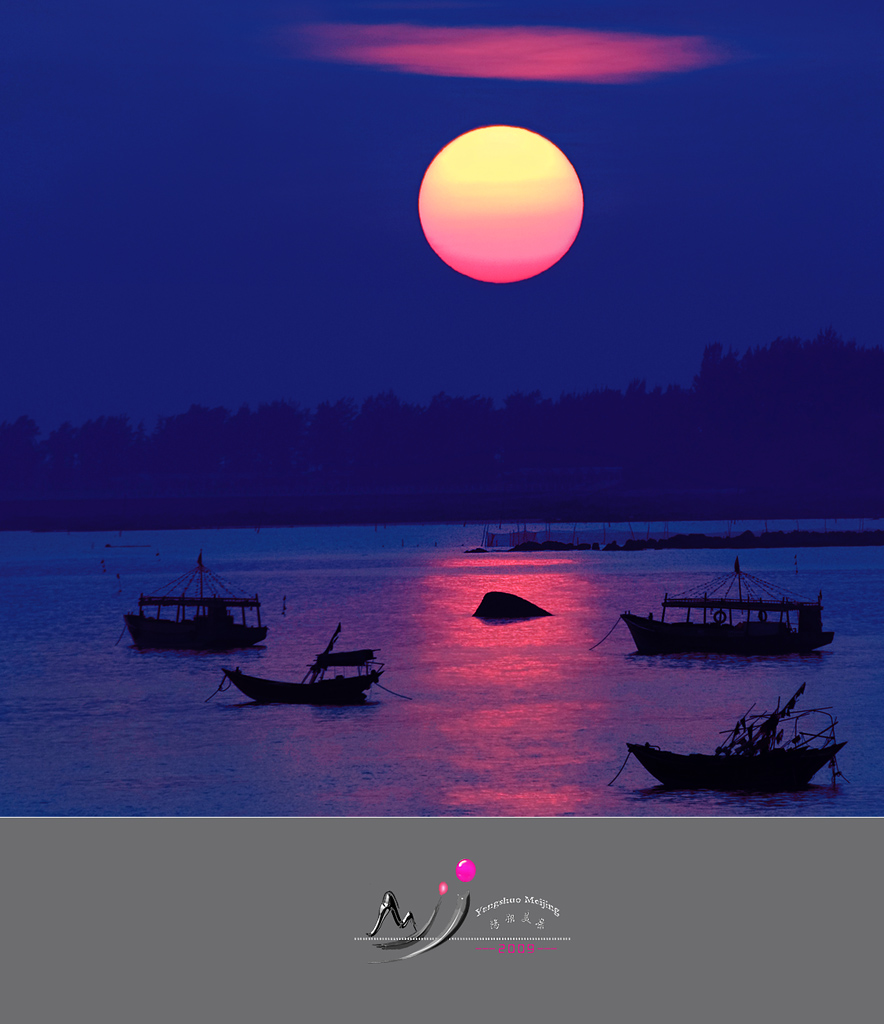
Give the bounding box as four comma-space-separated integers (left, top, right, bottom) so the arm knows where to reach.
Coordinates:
410, 554, 597, 692
391, 553, 618, 813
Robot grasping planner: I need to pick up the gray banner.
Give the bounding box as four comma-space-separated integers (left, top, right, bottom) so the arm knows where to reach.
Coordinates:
2, 817, 876, 1022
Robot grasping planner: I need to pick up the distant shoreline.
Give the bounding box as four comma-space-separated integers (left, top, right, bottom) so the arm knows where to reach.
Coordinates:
1, 494, 882, 547
503, 529, 884, 552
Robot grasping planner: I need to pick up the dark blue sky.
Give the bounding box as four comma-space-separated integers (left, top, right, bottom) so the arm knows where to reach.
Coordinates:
2, 1, 881, 429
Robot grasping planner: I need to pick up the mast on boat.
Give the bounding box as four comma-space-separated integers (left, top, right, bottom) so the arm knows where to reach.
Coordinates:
303, 623, 342, 683
134, 553, 262, 621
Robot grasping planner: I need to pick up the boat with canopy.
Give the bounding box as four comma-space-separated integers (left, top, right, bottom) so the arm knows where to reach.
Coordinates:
620, 558, 833, 654
123, 553, 266, 649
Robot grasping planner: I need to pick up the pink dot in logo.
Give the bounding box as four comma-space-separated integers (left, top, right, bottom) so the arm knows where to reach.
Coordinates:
455, 859, 476, 883
439, 881, 448, 895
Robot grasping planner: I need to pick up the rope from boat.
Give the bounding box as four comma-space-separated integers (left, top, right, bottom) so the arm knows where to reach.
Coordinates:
113, 622, 128, 646
831, 757, 849, 785
607, 748, 632, 785
372, 680, 413, 700
205, 674, 232, 702
588, 616, 622, 651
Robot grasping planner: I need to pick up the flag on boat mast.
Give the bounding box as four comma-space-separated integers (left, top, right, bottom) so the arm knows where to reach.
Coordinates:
321, 622, 342, 656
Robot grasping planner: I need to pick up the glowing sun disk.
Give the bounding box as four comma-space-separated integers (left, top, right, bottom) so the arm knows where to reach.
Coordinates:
418, 126, 583, 284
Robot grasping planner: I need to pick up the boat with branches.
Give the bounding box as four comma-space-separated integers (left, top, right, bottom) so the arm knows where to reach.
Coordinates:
624, 684, 846, 790
620, 558, 833, 654
123, 553, 267, 649
222, 624, 383, 704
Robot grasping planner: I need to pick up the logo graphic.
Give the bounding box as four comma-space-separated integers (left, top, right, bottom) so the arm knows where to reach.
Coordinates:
355, 858, 571, 963
366, 891, 416, 936
359, 859, 475, 963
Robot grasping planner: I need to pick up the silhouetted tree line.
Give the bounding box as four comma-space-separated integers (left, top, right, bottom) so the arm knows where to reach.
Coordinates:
2, 330, 882, 501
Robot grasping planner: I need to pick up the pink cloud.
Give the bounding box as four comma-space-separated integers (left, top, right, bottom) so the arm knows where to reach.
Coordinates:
290, 23, 731, 83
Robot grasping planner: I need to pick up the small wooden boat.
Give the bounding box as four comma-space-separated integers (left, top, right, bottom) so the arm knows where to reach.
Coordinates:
627, 742, 846, 791
621, 558, 833, 655
124, 553, 266, 650
223, 624, 383, 705
624, 684, 846, 791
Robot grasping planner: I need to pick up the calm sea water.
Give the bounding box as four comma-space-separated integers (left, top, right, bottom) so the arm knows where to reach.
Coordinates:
1, 524, 881, 816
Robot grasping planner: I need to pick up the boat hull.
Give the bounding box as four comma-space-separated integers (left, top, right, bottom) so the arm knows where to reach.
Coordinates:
621, 613, 833, 655
223, 668, 376, 705
626, 742, 846, 790
124, 614, 267, 650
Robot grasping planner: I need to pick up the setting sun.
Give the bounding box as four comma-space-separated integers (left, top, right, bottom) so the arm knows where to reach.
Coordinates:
418, 126, 584, 283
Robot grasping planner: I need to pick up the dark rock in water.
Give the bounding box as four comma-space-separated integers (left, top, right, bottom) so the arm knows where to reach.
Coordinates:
474, 591, 552, 618
465, 547, 487, 553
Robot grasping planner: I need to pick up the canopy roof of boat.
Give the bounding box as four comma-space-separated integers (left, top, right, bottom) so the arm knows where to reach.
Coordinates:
663, 557, 821, 611
137, 552, 260, 607
313, 649, 377, 668
138, 595, 260, 608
